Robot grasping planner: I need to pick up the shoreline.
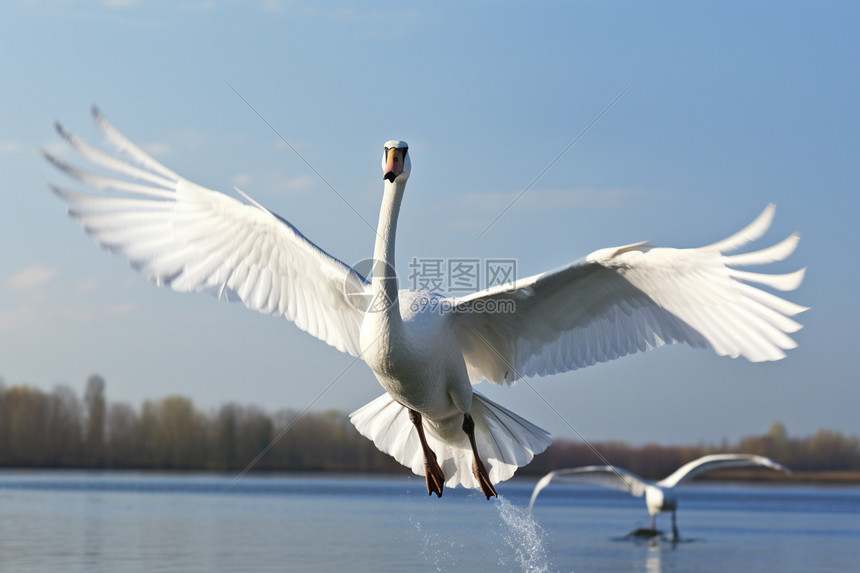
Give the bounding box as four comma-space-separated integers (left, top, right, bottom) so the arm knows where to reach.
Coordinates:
2, 467, 859, 485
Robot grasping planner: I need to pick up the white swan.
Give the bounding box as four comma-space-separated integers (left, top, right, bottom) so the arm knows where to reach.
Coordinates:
528, 454, 791, 537
45, 108, 806, 499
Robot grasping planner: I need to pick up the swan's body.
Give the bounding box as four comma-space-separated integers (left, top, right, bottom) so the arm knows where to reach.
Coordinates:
528, 454, 791, 537
46, 109, 806, 498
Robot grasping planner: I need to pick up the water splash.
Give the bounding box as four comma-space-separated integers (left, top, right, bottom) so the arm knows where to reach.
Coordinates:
407, 491, 557, 572
410, 516, 464, 572
495, 496, 554, 573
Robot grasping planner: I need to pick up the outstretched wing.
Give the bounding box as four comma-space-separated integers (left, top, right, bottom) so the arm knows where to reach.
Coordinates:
46, 108, 368, 357
528, 465, 649, 511
657, 453, 790, 488
448, 204, 806, 384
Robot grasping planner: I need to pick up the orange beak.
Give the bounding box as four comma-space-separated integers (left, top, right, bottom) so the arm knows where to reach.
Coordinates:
383, 148, 403, 182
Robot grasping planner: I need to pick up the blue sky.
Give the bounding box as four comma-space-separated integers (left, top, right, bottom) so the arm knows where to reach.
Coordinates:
1, 1, 857, 445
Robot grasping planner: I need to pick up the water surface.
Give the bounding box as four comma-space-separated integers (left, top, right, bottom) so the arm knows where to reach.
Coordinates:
1, 472, 857, 572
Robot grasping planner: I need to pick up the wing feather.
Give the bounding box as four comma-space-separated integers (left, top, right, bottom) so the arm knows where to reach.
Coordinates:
47, 110, 367, 357
528, 466, 650, 511
657, 454, 790, 487
449, 205, 806, 384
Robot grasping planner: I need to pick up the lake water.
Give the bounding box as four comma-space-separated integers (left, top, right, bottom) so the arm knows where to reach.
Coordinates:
0, 472, 858, 572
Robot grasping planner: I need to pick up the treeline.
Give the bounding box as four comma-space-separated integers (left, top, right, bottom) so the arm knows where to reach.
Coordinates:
1, 377, 858, 478
0, 377, 400, 472
524, 421, 860, 479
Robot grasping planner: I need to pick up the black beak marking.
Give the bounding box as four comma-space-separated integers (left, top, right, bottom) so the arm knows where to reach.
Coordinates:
384, 171, 396, 182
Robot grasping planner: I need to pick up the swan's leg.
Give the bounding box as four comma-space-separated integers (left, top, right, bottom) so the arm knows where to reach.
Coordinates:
408, 409, 444, 498
463, 413, 497, 500
672, 510, 679, 541
649, 514, 656, 531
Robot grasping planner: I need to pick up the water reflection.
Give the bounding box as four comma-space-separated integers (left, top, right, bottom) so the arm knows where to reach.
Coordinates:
645, 544, 662, 573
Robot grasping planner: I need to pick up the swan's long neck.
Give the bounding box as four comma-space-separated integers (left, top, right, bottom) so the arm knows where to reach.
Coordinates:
371, 178, 406, 329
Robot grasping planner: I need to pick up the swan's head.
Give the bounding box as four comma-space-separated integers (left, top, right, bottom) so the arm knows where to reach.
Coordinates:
382, 140, 410, 183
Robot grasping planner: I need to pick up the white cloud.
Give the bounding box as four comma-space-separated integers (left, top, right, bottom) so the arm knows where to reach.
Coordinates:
0, 141, 23, 154
7, 265, 58, 291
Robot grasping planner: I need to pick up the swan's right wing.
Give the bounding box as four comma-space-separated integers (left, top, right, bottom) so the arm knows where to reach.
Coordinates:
528, 465, 649, 511
46, 108, 368, 357
657, 454, 791, 488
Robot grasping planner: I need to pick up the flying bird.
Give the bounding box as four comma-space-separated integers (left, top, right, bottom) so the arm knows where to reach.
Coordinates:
45, 108, 806, 499
528, 454, 791, 538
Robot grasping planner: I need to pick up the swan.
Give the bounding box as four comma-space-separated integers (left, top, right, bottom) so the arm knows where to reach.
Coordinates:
45, 108, 806, 499
528, 454, 791, 538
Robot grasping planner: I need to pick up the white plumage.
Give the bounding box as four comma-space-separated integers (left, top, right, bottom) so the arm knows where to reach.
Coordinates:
48, 115, 367, 357
528, 454, 791, 537
350, 390, 550, 488
46, 109, 806, 498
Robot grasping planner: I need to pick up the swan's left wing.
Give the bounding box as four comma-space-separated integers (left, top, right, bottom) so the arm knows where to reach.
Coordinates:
657, 454, 790, 488
447, 205, 806, 385
45, 108, 368, 357
528, 465, 648, 511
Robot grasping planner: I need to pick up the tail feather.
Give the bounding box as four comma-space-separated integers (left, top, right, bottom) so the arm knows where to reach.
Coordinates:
349, 391, 551, 490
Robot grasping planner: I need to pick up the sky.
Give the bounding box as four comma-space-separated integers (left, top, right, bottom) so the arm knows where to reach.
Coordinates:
1, 1, 858, 447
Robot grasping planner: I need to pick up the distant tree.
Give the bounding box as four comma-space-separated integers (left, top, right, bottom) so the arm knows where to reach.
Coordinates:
215, 403, 239, 467
0, 385, 51, 465
212, 403, 273, 469
84, 375, 106, 466
235, 406, 274, 469
105, 402, 140, 467
46, 385, 84, 466
768, 421, 788, 442
154, 396, 208, 468
801, 429, 860, 471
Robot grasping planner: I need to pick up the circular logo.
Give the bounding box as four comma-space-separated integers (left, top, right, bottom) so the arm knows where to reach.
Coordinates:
343, 258, 399, 313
